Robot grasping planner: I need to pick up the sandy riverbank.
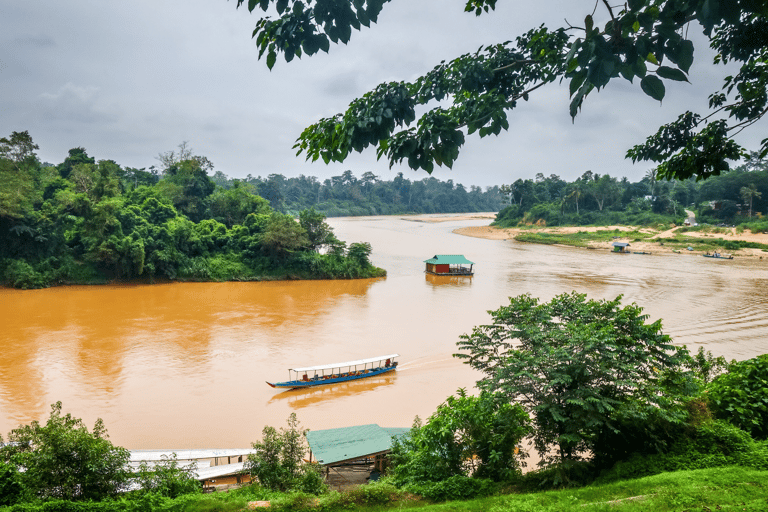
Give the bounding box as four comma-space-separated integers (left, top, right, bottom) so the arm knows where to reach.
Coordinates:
452, 223, 768, 259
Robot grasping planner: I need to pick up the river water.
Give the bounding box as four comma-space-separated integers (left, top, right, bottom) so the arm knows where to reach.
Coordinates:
1, 215, 766, 449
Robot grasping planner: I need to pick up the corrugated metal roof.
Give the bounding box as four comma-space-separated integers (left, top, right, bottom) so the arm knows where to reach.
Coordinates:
612, 242, 630, 247
291, 354, 399, 373
423, 255, 474, 265
306, 424, 409, 466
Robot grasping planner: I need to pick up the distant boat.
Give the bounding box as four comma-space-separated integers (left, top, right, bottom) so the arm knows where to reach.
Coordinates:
633, 251, 652, 255
266, 354, 399, 389
702, 252, 733, 259
612, 242, 631, 253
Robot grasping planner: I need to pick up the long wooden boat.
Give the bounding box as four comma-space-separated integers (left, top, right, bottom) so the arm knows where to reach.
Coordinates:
702, 253, 733, 259
266, 354, 399, 389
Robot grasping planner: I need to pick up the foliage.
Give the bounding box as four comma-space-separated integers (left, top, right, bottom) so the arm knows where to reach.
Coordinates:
455, 292, 694, 467
388, 390, 529, 487
133, 454, 201, 498
0, 134, 385, 288
406, 475, 500, 502
707, 354, 768, 440
596, 420, 768, 484
244, 413, 326, 494
1, 402, 130, 502
0, 459, 23, 506
234, 1, 768, 181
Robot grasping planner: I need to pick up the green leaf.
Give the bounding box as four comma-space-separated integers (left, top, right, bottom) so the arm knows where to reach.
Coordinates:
248, 0, 258, 12
656, 66, 689, 82
266, 50, 277, 71
641, 75, 665, 101
677, 39, 694, 73
646, 52, 659, 65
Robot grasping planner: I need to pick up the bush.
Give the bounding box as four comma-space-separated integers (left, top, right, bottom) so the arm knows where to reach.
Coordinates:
2, 402, 130, 502
406, 475, 499, 502
707, 354, 768, 440
2, 259, 49, 289
596, 420, 768, 484
133, 454, 201, 498
244, 414, 328, 495
0, 460, 23, 506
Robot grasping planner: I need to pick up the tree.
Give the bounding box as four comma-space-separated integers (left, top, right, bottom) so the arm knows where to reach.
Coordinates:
260, 212, 310, 260
0, 131, 39, 165
1, 402, 130, 501
455, 292, 692, 466
740, 183, 762, 217
298, 207, 341, 251
388, 389, 530, 486
234, 1, 766, 181
244, 413, 325, 493
707, 354, 768, 440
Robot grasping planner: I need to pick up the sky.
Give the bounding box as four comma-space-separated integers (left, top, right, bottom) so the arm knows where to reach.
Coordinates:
0, 1, 758, 188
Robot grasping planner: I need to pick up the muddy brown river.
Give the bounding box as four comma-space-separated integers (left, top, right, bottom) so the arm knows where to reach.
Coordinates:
1, 215, 766, 449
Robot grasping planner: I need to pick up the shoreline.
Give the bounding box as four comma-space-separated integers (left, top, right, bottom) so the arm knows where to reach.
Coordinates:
452, 223, 768, 259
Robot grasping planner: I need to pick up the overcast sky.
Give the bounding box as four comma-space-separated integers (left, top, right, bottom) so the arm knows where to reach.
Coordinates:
0, 1, 756, 188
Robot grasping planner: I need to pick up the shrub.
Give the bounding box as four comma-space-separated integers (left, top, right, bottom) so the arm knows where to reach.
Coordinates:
244, 414, 327, 494
0, 460, 23, 506
2, 402, 130, 501
407, 475, 499, 502
133, 454, 201, 498
707, 354, 768, 440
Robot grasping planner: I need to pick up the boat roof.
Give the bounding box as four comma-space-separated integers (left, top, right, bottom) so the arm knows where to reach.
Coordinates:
423, 255, 474, 265
291, 354, 399, 373
612, 242, 630, 247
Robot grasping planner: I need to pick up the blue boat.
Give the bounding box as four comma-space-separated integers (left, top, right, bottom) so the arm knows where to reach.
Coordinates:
267, 354, 399, 389
703, 252, 733, 259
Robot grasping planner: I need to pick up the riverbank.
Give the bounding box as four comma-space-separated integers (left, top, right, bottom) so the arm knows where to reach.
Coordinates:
452, 222, 768, 259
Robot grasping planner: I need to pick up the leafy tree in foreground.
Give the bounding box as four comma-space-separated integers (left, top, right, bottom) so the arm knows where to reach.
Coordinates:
707, 354, 768, 440
1, 402, 130, 501
455, 292, 693, 466
388, 389, 530, 486
234, 0, 767, 181
244, 413, 326, 494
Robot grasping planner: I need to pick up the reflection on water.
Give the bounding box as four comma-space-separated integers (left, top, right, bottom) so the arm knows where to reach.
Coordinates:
425, 274, 473, 287
268, 375, 397, 409
1, 215, 766, 449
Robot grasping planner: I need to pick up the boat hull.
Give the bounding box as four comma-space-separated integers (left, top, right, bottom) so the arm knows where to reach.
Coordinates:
267, 363, 398, 389
702, 255, 733, 259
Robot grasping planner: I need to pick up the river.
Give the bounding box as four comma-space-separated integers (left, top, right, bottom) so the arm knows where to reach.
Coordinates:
1, 214, 766, 449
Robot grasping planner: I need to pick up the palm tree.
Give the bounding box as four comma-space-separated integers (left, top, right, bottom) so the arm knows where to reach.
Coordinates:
740, 183, 762, 218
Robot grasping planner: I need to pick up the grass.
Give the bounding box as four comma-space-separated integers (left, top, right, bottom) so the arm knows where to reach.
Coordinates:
154, 467, 768, 512
371, 467, 766, 512
513, 230, 647, 248
514, 229, 768, 253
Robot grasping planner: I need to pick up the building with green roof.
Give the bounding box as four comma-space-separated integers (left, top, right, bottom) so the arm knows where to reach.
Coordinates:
423, 254, 474, 276
305, 424, 409, 472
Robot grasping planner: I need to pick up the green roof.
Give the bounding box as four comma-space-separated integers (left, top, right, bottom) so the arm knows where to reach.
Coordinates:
306, 424, 409, 465
423, 254, 474, 265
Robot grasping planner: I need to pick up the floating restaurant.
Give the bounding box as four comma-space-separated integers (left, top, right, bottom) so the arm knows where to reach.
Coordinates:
423, 254, 474, 276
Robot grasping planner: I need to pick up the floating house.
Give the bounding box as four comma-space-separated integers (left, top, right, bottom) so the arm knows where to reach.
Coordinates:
424, 254, 474, 276
612, 242, 631, 253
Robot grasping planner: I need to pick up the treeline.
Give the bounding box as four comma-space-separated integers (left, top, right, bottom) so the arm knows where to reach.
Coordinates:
494, 158, 768, 229
211, 170, 505, 216
0, 133, 385, 289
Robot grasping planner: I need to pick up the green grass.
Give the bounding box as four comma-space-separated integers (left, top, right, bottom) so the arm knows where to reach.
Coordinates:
356, 467, 767, 512
513, 230, 647, 248
153, 467, 767, 512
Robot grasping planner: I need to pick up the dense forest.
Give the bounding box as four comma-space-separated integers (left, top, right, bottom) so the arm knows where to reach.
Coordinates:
210, 169, 505, 216
493, 158, 768, 229
0, 133, 388, 289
